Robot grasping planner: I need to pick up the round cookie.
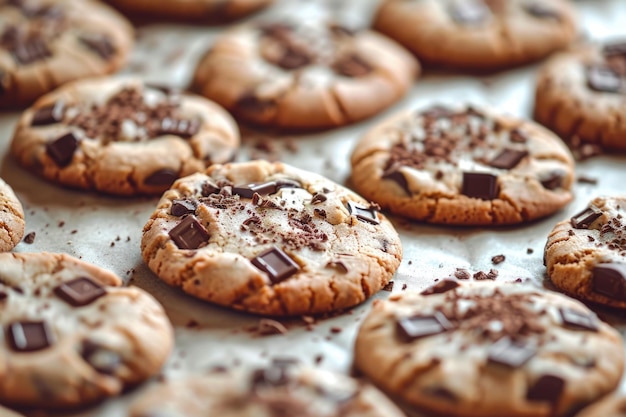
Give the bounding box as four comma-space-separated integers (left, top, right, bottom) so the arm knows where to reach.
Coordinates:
141, 160, 402, 316
350, 105, 575, 226
534, 41, 626, 152
373, 0, 576, 71
106, 0, 274, 22
0, 252, 174, 409
576, 396, 626, 417
545, 196, 626, 309
0, 178, 25, 252
129, 360, 406, 417
192, 19, 418, 129
355, 281, 624, 417
11, 77, 240, 196
0, 0, 133, 108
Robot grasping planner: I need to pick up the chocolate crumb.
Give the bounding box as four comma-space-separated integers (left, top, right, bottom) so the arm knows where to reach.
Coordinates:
454, 268, 471, 280
491, 254, 505, 265
527, 248, 534, 254
257, 319, 288, 336
577, 175, 598, 185
315, 354, 324, 364
58, 221, 65, 227
382, 281, 394, 292
330, 327, 342, 334
23, 232, 36, 244
402, 283, 408, 290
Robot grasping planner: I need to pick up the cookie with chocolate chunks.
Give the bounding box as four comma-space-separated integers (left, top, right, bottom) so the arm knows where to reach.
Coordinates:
141, 160, 402, 316
129, 361, 405, 417
0, 0, 133, 108
0, 177, 24, 252
545, 196, 626, 309
11, 77, 240, 195
191, 18, 418, 129
0, 252, 173, 409
373, 0, 576, 71
350, 105, 575, 225
355, 281, 624, 417
535, 41, 626, 151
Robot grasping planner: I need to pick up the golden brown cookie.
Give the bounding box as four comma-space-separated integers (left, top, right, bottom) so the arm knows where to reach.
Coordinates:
0, 178, 24, 252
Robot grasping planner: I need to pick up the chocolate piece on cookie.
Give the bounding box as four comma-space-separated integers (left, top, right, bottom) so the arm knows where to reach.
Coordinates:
0, 177, 25, 252
11, 77, 240, 195
141, 161, 402, 316
350, 105, 575, 225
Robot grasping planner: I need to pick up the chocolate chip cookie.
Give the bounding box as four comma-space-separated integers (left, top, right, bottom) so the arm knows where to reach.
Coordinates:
0, 252, 174, 409
535, 41, 626, 152
106, 0, 274, 22
350, 105, 575, 226
0, 178, 24, 252
576, 395, 626, 417
192, 19, 418, 129
373, 0, 576, 71
0, 0, 133, 108
129, 360, 406, 417
545, 196, 626, 309
355, 281, 624, 417
141, 160, 402, 316
11, 77, 240, 196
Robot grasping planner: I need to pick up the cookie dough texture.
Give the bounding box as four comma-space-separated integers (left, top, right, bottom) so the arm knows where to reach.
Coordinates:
192, 19, 418, 129
0, 178, 24, 252
129, 362, 406, 417
355, 281, 624, 417
534, 42, 626, 151
11, 77, 240, 196
576, 395, 626, 417
106, 0, 273, 21
545, 196, 626, 308
0, 252, 174, 409
373, 0, 576, 71
0, 0, 133, 108
350, 105, 575, 225
141, 160, 402, 316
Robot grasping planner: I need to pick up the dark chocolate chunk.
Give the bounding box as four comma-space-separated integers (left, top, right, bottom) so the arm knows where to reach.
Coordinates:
347, 201, 380, 225
168, 215, 209, 250
79, 34, 115, 60
251, 246, 300, 284
23, 231, 36, 244
54, 277, 106, 307
311, 193, 327, 204
526, 374, 565, 403
144, 169, 177, 187
171, 199, 197, 217
158, 117, 199, 139
523, 3, 561, 20
80, 340, 121, 375
233, 182, 278, 199
7, 320, 54, 352
382, 166, 409, 194
235, 93, 275, 114
46, 132, 78, 167
276, 46, 311, 70
489, 149, 528, 170
559, 307, 599, 332
603, 42, 626, 58
420, 280, 460, 296
488, 337, 536, 368
333, 54, 372, 78
461, 172, 498, 200
570, 205, 602, 229
592, 263, 626, 301
31, 101, 64, 126
396, 312, 453, 342
201, 182, 221, 196
12, 37, 51, 65
449, 1, 490, 25
587, 65, 622, 93
540, 170, 565, 190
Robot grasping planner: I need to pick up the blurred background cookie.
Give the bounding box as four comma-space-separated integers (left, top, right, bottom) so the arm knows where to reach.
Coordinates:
0, 177, 24, 252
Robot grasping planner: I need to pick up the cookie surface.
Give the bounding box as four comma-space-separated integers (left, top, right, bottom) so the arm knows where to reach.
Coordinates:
0, 178, 24, 252
373, 0, 576, 71
11, 77, 240, 196
576, 396, 626, 417
106, 0, 273, 21
0, 252, 174, 409
350, 105, 575, 225
545, 196, 626, 308
141, 160, 402, 316
355, 281, 624, 417
534, 41, 626, 152
192, 19, 418, 129
129, 360, 406, 417
0, 0, 133, 108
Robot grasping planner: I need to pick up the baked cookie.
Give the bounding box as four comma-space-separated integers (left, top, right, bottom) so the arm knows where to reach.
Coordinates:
576, 396, 626, 417
373, 0, 576, 71
545, 196, 626, 309
350, 105, 575, 226
355, 281, 624, 417
534, 41, 626, 152
0, 252, 174, 409
11, 77, 240, 196
106, 0, 274, 22
0, 0, 133, 108
0, 178, 24, 252
141, 160, 402, 316
129, 360, 406, 417
192, 19, 418, 129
